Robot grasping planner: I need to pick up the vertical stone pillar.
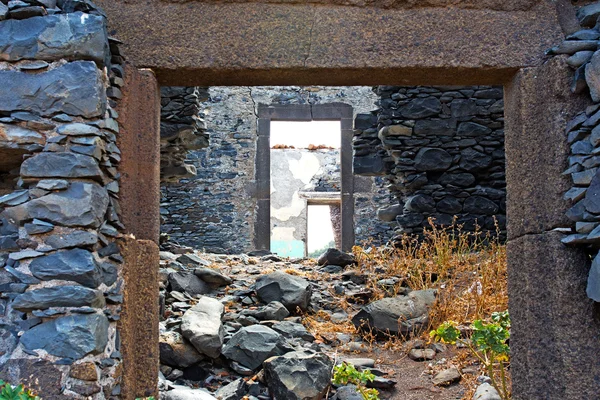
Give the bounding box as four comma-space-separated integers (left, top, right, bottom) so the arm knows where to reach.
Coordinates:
505, 56, 600, 399
117, 66, 161, 244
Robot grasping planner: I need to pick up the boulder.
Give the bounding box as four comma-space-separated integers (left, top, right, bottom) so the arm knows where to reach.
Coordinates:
12, 286, 105, 311
20, 313, 108, 359
317, 248, 356, 267
255, 271, 312, 312
160, 331, 204, 368
222, 325, 288, 370
194, 266, 232, 286
264, 350, 333, 400
351, 290, 436, 336
180, 297, 224, 358
29, 249, 103, 288
169, 271, 211, 296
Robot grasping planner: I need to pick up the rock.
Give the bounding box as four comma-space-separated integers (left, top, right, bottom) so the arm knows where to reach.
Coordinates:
473, 383, 502, 400
586, 51, 600, 103
400, 97, 442, 119
271, 320, 315, 341
451, 99, 478, 118
353, 154, 386, 176
20, 313, 108, 359
0, 3, 7, 21
463, 196, 499, 215
214, 378, 245, 400
457, 122, 492, 137
177, 253, 210, 266
0, 326, 18, 365
159, 331, 204, 368
180, 297, 225, 358
242, 301, 290, 321
414, 148, 452, 171
459, 148, 492, 171
380, 125, 412, 136
21, 152, 103, 180
194, 266, 232, 286
351, 290, 436, 336
317, 248, 356, 267
567, 51, 595, 69
343, 358, 375, 368
587, 253, 600, 302
0, 12, 108, 65
437, 197, 462, 214
24, 181, 109, 228
169, 271, 211, 296
577, 3, 600, 27
584, 170, 600, 214
44, 230, 98, 249
255, 271, 312, 312
439, 172, 476, 187
12, 286, 105, 311
333, 385, 363, 400
222, 325, 288, 370
377, 204, 403, 222
0, 61, 105, 118
36, 179, 69, 191
414, 119, 455, 136
69, 362, 98, 381
163, 386, 217, 400
263, 350, 333, 400
405, 194, 436, 213
29, 249, 102, 288
432, 367, 461, 386
408, 348, 436, 361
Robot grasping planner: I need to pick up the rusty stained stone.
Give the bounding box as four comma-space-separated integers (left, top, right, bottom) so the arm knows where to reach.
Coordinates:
69, 362, 99, 381
94, 0, 564, 86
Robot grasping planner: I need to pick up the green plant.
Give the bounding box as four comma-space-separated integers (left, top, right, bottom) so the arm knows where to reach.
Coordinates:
430, 311, 511, 400
332, 362, 380, 400
0, 380, 39, 400
135, 398, 155, 400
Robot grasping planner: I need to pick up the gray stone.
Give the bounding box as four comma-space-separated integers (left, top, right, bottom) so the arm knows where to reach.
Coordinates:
414, 119, 455, 136
180, 296, 224, 358
451, 99, 478, 118
0, 61, 105, 118
0, 12, 108, 65
473, 383, 501, 400
25, 182, 109, 228
214, 378, 245, 400
21, 152, 102, 180
317, 248, 356, 267
12, 286, 105, 311
0, 326, 17, 366
587, 253, 600, 302
222, 325, 288, 370
567, 30, 600, 41
0, 123, 44, 145
44, 230, 98, 249
36, 179, 69, 191
457, 122, 492, 137
162, 386, 216, 400
263, 350, 333, 400
57, 122, 101, 136
463, 196, 499, 215
334, 385, 363, 400
577, 3, 600, 27
439, 172, 476, 187
567, 51, 595, 69
177, 253, 211, 266
414, 148, 452, 171
255, 271, 312, 312
432, 367, 461, 386
549, 40, 599, 55
377, 204, 403, 222
169, 271, 211, 296
405, 194, 436, 213
353, 154, 385, 176
408, 348, 436, 361
29, 248, 102, 288
159, 331, 204, 368
584, 170, 600, 214
271, 320, 315, 341
20, 313, 108, 359
0, 3, 7, 21
400, 97, 441, 119
242, 301, 290, 321
437, 197, 462, 214
586, 51, 600, 103
459, 148, 492, 171
0, 190, 29, 207
194, 266, 232, 286
351, 290, 436, 335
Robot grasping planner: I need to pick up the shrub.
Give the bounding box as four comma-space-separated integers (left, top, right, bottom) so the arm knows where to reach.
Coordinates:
332, 362, 380, 400
0, 380, 39, 400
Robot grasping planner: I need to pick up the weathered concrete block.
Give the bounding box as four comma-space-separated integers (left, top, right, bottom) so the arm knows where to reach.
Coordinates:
508, 231, 600, 400
0, 61, 105, 118
0, 12, 109, 65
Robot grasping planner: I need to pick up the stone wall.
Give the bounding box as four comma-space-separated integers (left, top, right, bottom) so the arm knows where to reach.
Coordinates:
0, 2, 129, 398
353, 86, 506, 241
160, 86, 379, 253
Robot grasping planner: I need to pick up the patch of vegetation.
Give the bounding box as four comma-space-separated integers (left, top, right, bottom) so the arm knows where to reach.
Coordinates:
431, 311, 511, 400
332, 362, 380, 400
0, 380, 39, 400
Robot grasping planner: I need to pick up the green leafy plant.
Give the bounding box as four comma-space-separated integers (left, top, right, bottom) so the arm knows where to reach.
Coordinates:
0, 380, 39, 400
430, 311, 511, 400
135, 398, 155, 400
332, 362, 380, 400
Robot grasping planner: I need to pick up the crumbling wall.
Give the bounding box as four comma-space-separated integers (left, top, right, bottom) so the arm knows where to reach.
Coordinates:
161, 86, 379, 253
353, 86, 506, 242
0, 2, 130, 398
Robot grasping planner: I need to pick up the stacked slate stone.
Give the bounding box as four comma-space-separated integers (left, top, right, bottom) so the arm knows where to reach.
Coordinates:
551, 2, 600, 302
0, 1, 127, 397
353, 86, 506, 241
160, 87, 210, 182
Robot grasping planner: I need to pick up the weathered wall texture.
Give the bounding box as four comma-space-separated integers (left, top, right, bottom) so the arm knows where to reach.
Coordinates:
270, 148, 339, 257
353, 86, 506, 241
0, 2, 141, 398
160, 86, 378, 253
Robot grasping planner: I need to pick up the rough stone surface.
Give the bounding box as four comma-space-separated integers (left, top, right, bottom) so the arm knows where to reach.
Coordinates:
20, 313, 108, 359
180, 297, 225, 358
221, 325, 287, 370
21, 152, 103, 180
255, 271, 312, 312
317, 248, 356, 267
0, 61, 105, 118
12, 285, 105, 311
29, 248, 102, 288
169, 271, 211, 296
473, 383, 501, 400
263, 350, 333, 400
159, 331, 204, 368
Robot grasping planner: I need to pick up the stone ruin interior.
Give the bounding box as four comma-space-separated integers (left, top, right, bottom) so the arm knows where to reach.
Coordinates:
1, 1, 600, 400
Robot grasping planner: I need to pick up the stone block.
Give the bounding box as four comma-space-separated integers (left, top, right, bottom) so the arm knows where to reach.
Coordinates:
21, 152, 103, 180
12, 285, 105, 311
0, 61, 105, 118
0, 12, 109, 65
29, 248, 103, 288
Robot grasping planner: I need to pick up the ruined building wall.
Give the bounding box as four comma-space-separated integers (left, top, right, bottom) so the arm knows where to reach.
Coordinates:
353, 86, 506, 241
160, 86, 380, 253
0, 3, 132, 398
